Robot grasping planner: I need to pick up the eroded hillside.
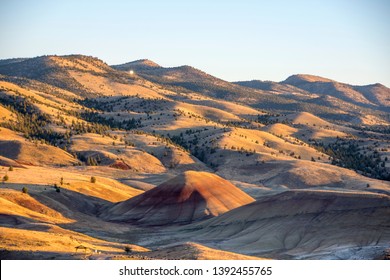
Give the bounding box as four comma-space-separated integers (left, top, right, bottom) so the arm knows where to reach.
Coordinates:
0, 55, 389, 260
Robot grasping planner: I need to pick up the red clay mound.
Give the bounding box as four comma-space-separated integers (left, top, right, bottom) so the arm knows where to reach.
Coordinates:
102, 171, 254, 225
109, 160, 131, 170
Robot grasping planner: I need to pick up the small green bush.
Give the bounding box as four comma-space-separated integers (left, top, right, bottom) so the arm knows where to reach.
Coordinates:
90, 176, 96, 183
22, 187, 28, 194
8, 166, 13, 171
3, 174, 9, 182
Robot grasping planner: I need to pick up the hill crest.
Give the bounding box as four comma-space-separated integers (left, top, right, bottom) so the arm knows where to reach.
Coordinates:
112, 59, 161, 71
102, 171, 255, 225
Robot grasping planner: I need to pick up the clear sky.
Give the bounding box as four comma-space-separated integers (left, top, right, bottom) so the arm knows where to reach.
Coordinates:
0, 0, 389, 86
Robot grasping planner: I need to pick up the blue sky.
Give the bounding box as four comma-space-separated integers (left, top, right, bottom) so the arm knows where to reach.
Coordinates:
0, 0, 389, 86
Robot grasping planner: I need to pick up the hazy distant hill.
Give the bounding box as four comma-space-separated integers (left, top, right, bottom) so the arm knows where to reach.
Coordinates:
352, 83, 390, 108
236, 75, 390, 110
113, 59, 162, 71
282, 74, 390, 108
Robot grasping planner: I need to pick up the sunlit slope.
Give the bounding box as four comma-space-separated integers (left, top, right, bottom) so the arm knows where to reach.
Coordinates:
0, 128, 78, 166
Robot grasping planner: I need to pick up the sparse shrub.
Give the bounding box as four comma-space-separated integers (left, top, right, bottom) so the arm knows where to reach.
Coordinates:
53, 183, 61, 193
124, 246, 132, 254
366, 183, 370, 188
3, 174, 9, 182
60, 177, 64, 185
311, 157, 316, 162
22, 187, 28, 194
8, 166, 13, 171
90, 176, 96, 183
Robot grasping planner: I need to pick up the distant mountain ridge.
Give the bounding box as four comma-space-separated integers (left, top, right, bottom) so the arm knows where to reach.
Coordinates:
114, 59, 389, 113
236, 74, 390, 109
112, 59, 267, 100
282, 74, 389, 107
0, 55, 388, 123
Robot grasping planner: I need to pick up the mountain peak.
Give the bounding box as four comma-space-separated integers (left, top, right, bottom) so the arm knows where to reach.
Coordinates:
135, 59, 161, 67
283, 74, 334, 84
112, 59, 161, 71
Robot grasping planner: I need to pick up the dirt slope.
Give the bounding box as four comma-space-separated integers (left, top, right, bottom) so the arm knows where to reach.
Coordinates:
102, 171, 254, 225
188, 190, 390, 259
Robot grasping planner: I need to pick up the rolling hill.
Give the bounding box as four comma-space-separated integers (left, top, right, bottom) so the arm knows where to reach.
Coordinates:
282, 74, 389, 108
186, 190, 390, 259
101, 171, 254, 225
0, 54, 389, 260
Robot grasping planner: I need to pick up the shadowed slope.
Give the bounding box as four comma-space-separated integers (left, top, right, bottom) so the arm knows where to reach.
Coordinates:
102, 171, 254, 225
187, 190, 390, 259
143, 242, 266, 260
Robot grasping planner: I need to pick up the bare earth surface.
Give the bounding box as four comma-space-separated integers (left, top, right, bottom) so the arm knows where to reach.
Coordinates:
0, 55, 389, 260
